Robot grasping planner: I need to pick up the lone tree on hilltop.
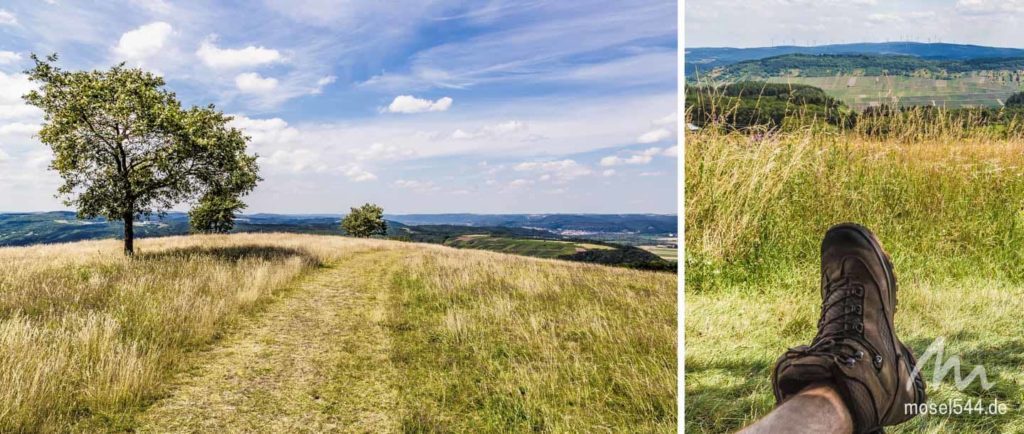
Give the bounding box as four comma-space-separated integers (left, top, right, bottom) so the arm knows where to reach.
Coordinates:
342, 203, 387, 238
23, 54, 260, 255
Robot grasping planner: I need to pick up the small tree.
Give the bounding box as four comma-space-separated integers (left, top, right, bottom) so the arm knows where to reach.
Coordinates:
23, 54, 260, 255
341, 203, 387, 237
189, 193, 247, 234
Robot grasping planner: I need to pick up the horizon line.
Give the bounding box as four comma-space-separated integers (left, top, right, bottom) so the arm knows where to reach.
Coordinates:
685, 40, 1024, 50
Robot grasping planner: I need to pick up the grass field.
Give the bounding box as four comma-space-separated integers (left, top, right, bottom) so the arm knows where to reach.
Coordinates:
445, 235, 614, 258
686, 124, 1024, 432
767, 74, 1024, 109
641, 246, 678, 261
0, 233, 675, 432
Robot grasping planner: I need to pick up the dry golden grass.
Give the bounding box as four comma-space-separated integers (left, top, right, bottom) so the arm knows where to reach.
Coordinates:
0, 233, 676, 432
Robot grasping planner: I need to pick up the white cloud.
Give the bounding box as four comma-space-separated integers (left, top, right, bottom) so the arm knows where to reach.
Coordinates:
309, 75, 337, 94
662, 145, 678, 158
355, 142, 416, 161
394, 179, 439, 191
602, 169, 616, 177
197, 38, 284, 69
0, 72, 42, 122
600, 147, 665, 166
514, 159, 592, 181
451, 129, 474, 140
262, 148, 326, 173
131, 0, 172, 14
450, 120, 528, 140
0, 51, 21, 65
652, 112, 677, 127
637, 128, 673, 144
0, 9, 17, 26
866, 13, 904, 24
343, 165, 377, 182
386, 95, 453, 113
0, 122, 38, 137
955, 0, 1024, 14
235, 72, 279, 93
508, 178, 534, 187
113, 22, 173, 63
229, 115, 298, 146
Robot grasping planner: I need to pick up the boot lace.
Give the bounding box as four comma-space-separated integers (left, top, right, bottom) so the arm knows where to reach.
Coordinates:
786, 277, 881, 368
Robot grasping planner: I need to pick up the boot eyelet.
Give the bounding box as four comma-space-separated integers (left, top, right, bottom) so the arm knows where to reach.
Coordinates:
855, 306, 862, 314
873, 355, 883, 368
855, 351, 864, 360
854, 323, 864, 332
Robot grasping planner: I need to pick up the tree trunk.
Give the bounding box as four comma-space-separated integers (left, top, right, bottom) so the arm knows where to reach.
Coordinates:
123, 211, 134, 256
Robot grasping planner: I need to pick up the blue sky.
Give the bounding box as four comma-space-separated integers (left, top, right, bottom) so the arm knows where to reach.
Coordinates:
687, 0, 1024, 48
0, 0, 678, 214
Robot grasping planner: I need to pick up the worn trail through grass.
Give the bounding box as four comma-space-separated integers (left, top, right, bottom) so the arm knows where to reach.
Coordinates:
138, 248, 403, 433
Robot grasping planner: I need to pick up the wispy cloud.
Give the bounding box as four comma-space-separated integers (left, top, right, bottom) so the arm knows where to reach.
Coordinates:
0, 0, 676, 213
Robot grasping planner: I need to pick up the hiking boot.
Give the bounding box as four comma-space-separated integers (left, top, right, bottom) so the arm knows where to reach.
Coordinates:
772, 223, 926, 434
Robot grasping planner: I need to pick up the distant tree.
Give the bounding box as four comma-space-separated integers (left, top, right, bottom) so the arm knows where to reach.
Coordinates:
189, 193, 247, 234
342, 203, 387, 238
1006, 91, 1024, 107
22, 54, 260, 255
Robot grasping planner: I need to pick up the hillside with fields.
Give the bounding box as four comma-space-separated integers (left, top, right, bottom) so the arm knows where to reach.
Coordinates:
687, 43, 1024, 109
0, 233, 676, 432
685, 42, 1024, 76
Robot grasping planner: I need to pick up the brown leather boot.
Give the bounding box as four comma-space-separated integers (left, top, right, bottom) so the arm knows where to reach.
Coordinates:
772, 223, 926, 433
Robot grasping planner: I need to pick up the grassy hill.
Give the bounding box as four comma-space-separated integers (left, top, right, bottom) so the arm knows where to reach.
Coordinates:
0, 234, 676, 432
396, 225, 674, 271
685, 112, 1024, 432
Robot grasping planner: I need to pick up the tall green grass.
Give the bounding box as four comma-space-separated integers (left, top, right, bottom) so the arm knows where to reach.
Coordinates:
687, 125, 1024, 290
686, 105, 1024, 432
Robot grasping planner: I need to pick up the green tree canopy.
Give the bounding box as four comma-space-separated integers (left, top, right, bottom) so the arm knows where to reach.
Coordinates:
22, 54, 260, 255
341, 203, 387, 238
189, 193, 247, 234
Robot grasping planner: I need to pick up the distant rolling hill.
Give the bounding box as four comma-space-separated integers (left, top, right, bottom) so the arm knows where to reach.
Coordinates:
0, 212, 677, 248
710, 53, 1024, 81
0, 212, 355, 247
0, 212, 677, 270
385, 213, 677, 235
686, 42, 1024, 76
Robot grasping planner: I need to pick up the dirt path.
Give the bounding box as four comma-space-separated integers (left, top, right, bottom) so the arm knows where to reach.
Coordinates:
138, 249, 403, 433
